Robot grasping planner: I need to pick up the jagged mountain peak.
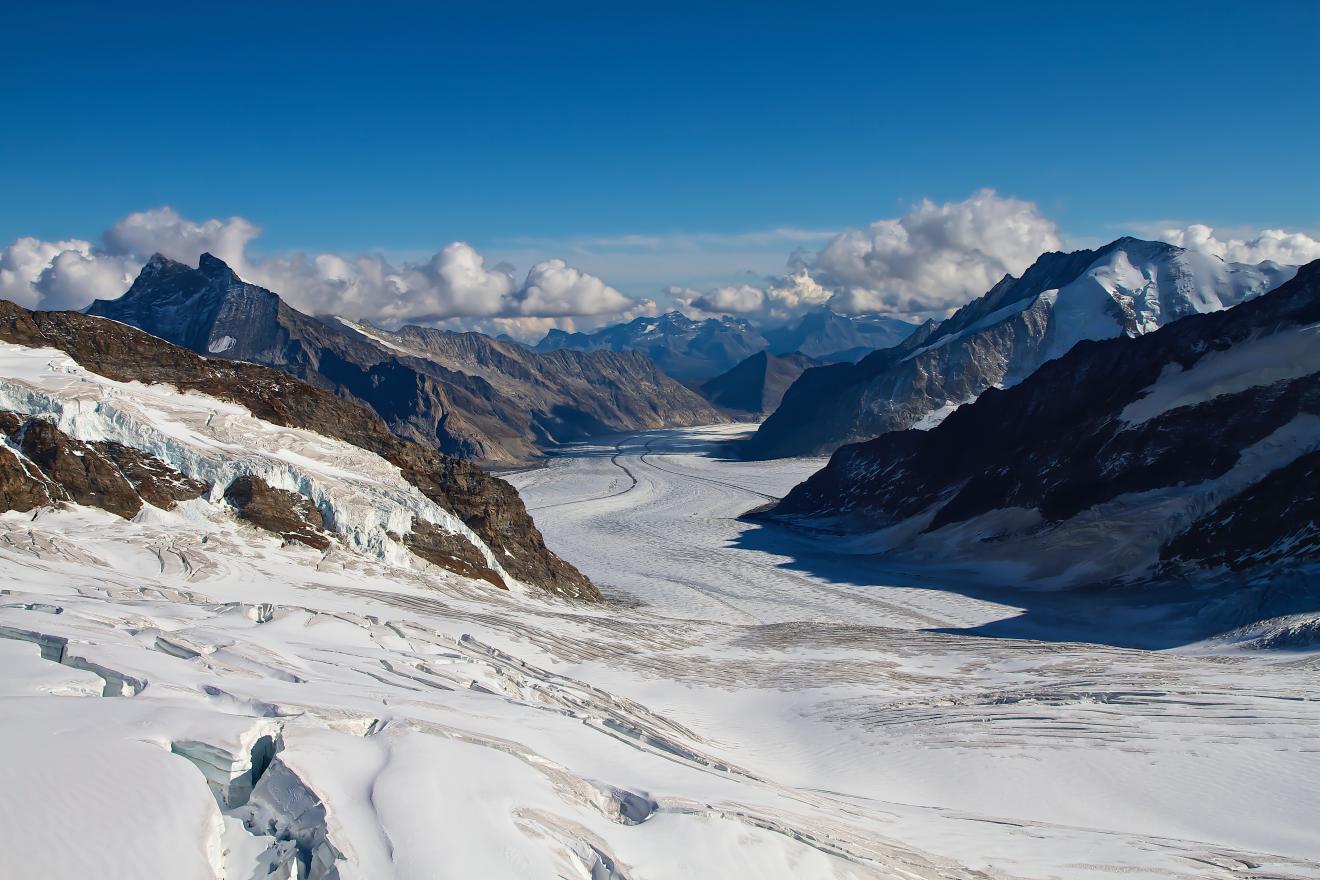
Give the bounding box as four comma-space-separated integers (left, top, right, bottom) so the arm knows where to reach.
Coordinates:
197, 250, 238, 280
85, 260, 726, 464
766, 259, 1320, 606
745, 239, 1299, 459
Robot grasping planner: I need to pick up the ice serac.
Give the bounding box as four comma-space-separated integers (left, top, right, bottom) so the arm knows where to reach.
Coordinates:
744, 237, 1297, 458
85, 254, 725, 466
766, 260, 1320, 617
0, 300, 600, 601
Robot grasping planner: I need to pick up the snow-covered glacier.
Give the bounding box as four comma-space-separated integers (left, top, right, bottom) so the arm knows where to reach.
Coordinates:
1, 338, 1318, 879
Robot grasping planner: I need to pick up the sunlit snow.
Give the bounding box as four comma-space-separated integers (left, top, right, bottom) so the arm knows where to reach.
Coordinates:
1, 353, 1317, 878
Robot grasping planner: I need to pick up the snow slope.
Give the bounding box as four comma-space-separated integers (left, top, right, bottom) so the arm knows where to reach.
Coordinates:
1, 369, 1318, 878
0, 341, 518, 585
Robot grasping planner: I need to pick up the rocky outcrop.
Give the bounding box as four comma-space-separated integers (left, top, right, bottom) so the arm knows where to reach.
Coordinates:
92, 441, 208, 510
744, 238, 1295, 458
765, 260, 1320, 593
0, 301, 600, 601
0, 411, 206, 518
223, 475, 330, 550
0, 445, 55, 512
16, 419, 143, 518
85, 255, 723, 465
403, 519, 505, 589
699, 351, 820, 415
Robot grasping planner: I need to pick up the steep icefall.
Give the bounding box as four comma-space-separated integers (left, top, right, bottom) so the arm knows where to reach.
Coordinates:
0, 342, 519, 589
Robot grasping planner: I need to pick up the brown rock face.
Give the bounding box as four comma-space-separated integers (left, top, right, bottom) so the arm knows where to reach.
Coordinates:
404, 519, 506, 590
12, 418, 143, 519
0, 411, 208, 519
92, 442, 208, 510
0, 445, 56, 512
223, 475, 330, 550
0, 301, 600, 600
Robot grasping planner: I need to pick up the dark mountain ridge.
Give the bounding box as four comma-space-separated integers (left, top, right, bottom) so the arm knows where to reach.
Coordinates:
764, 259, 1320, 632
743, 238, 1296, 459
85, 254, 724, 465
536, 308, 918, 380
699, 350, 821, 415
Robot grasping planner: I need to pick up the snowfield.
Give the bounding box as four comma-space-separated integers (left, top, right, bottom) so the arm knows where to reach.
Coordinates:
1, 374, 1318, 878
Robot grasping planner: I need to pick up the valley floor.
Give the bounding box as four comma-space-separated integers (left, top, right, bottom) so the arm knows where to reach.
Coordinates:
2, 424, 1318, 879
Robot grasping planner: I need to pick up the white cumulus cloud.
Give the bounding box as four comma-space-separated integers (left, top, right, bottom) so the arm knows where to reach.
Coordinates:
0, 207, 634, 324
689, 283, 766, 315
1160, 223, 1320, 266
102, 207, 259, 268
809, 189, 1064, 314
0, 237, 138, 310
675, 191, 1065, 322
509, 259, 634, 317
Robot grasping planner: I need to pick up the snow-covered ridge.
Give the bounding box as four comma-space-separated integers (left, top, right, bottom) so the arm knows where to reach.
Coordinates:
1038, 243, 1294, 364
0, 341, 520, 589
1121, 322, 1320, 426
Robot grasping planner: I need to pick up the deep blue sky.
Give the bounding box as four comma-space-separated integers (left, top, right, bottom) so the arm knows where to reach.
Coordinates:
4, 0, 1318, 278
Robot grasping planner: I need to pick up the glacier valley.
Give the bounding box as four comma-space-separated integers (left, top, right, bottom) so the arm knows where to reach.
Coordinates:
3, 405, 1317, 877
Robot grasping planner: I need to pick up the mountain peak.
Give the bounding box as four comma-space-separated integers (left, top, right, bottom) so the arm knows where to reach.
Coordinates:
197, 252, 236, 280
138, 252, 188, 276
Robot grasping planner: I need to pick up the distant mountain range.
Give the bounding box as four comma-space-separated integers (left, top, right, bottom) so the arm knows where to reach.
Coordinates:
761, 310, 915, 360
85, 254, 724, 465
699, 351, 820, 415
535, 309, 916, 379
743, 237, 1296, 458
764, 258, 1320, 628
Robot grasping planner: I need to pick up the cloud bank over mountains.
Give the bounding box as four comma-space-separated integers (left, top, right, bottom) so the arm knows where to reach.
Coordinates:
4, 196, 1318, 339
1158, 223, 1320, 266
0, 208, 633, 333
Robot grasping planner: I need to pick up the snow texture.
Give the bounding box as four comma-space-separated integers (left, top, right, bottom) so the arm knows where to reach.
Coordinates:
1, 395, 1318, 877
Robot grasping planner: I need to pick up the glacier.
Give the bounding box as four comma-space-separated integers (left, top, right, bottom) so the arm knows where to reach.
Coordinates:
0, 342, 1317, 878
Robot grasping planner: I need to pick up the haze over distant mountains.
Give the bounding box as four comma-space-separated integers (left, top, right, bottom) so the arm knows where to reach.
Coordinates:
744, 237, 1297, 458
535, 309, 915, 379
699, 351, 820, 415
85, 254, 725, 465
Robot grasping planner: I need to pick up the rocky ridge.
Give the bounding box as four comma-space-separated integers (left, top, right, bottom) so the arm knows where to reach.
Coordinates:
0, 301, 599, 600
699, 351, 821, 415
766, 260, 1320, 603
745, 238, 1296, 458
85, 254, 724, 465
